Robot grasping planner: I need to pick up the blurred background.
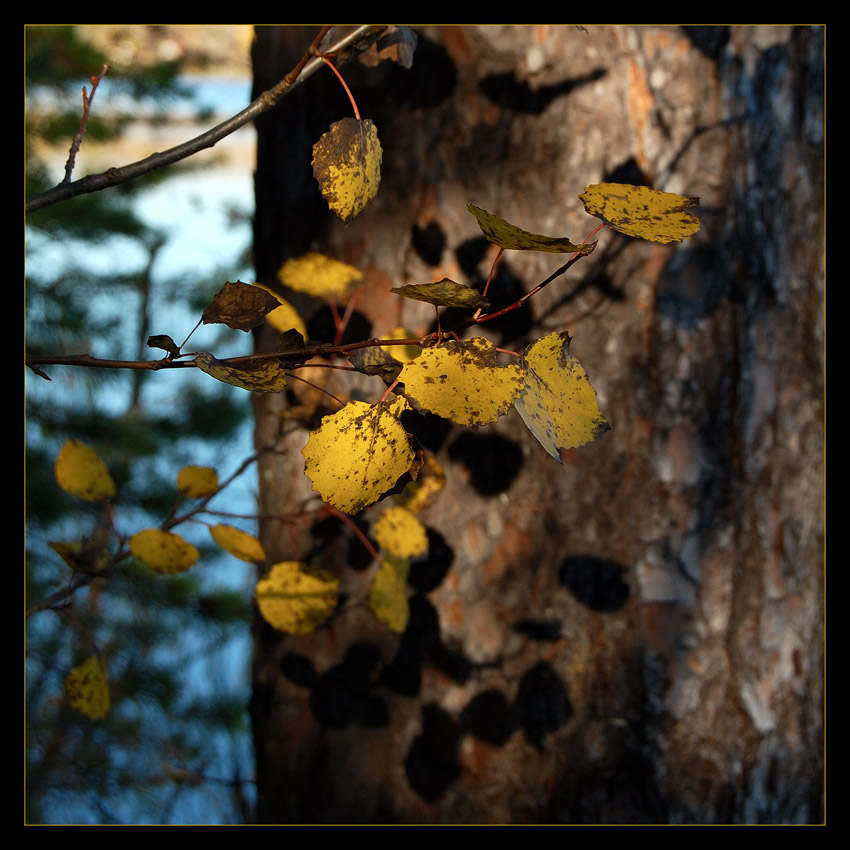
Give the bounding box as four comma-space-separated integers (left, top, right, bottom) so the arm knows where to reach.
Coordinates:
26, 25, 825, 825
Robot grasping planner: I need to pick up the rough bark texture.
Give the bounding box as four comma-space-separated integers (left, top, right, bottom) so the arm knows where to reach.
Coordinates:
250, 25, 823, 824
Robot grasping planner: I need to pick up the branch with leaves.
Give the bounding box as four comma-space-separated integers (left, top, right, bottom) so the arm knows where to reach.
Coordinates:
26, 25, 702, 722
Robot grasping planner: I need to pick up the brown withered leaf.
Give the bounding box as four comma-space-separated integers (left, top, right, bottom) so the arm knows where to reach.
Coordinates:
147, 334, 181, 357
202, 281, 280, 332
276, 328, 311, 367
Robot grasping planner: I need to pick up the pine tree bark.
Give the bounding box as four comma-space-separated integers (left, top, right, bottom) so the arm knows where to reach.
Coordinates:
250, 25, 823, 824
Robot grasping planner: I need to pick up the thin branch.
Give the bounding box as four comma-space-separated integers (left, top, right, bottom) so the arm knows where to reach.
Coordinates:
63, 63, 109, 184
26, 26, 382, 215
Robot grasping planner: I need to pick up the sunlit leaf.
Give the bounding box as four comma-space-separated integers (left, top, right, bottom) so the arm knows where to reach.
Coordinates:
399, 337, 526, 426
302, 396, 414, 514
129, 528, 200, 574
382, 327, 422, 363
177, 465, 219, 499
210, 523, 266, 565
251, 283, 308, 337
579, 182, 700, 243
54, 439, 116, 502
515, 332, 610, 461
256, 561, 339, 635
195, 351, 287, 393
396, 453, 446, 514
277, 252, 363, 300
468, 204, 592, 254
66, 655, 110, 720
201, 280, 280, 331
391, 278, 489, 310
312, 118, 382, 223
369, 557, 410, 633
374, 506, 428, 561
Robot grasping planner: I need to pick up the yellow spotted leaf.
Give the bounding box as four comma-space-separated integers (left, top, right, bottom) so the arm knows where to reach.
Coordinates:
130, 528, 199, 574
195, 351, 287, 393
399, 337, 526, 426
210, 523, 266, 564
391, 279, 489, 310
374, 506, 428, 561
251, 283, 308, 337
55, 439, 116, 502
312, 118, 382, 223
468, 204, 593, 254
256, 561, 339, 635
277, 252, 363, 300
66, 655, 110, 720
579, 182, 700, 243
515, 332, 610, 462
302, 397, 414, 514
177, 465, 219, 499
369, 557, 410, 633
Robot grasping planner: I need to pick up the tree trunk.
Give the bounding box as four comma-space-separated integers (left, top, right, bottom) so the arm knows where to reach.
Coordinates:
250, 25, 823, 824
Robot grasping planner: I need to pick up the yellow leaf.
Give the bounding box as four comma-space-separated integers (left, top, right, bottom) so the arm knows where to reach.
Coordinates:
66, 655, 110, 720
195, 351, 287, 393
210, 523, 266, 564
399, 337, 526, 426
277, 252, 363, 300
390, 279, 489, 310
302, 397, 414, 514
54, 439, 116, 502
396, 453, 445, 514
251, 284, 308, 337
374, 506, 428, 561
382, 327, 422, 364
579, 182, 700, 244
369, 558, 410, 633
177, 465, 219, 499
515, 332, 610, 461
129, 528, 199, 574
312, 118, 382, 223
256, 561, 339, 635
468, 204, 593, 254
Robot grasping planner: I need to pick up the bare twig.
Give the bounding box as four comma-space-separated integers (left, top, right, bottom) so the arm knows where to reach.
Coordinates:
63, 63, 109, 184
26, 26, 382, 215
